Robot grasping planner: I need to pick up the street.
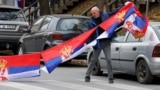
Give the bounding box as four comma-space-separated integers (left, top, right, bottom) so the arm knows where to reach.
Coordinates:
0, 0, 160, 90
0, 60, 160, 90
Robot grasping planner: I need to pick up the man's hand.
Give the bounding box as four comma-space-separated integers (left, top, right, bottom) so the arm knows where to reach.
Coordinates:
124, 1, 131, 6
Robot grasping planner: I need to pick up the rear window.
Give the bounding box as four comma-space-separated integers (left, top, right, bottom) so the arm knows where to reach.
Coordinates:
0, 8, 25, 21
153, 26, 160, 40
57, 18, 88, 31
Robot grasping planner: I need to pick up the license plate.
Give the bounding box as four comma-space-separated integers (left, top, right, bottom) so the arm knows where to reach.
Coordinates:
0, 25, 16, 29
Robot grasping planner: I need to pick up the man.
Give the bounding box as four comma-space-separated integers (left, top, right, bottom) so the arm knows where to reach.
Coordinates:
85, 6, 119, 83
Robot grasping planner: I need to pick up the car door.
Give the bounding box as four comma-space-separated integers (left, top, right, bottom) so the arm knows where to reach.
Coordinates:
119, 32, 140, 73
33, 17, 52, 52
22, 16, 44, 53
110, 28, 126, 70
99, 28, 126, 71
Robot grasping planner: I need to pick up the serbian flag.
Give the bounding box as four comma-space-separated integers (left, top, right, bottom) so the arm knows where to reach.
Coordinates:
17, 0, 25, 9
41, 27, 97, 73
0, 53, 40, 81
99, 2, 135, 36
41, 1, 148, 73
99, 1, 148, 39
123, 13, 148, 38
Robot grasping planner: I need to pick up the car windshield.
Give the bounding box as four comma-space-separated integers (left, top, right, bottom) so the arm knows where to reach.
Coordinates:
57, 18, 88, 31
0, 8, 25, 21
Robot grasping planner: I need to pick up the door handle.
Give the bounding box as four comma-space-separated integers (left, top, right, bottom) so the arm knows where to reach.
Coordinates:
115, 47, 119, 51
132, 47, 137, 51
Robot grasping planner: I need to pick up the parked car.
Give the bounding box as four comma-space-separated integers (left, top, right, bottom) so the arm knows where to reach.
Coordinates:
0, 5, 29, 54
18, 14, 89, 58
87, 21, 160, 84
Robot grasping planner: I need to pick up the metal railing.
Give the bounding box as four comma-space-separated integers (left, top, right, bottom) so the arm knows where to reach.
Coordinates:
81, 0, 138, 16
81, 0, 124, 16
23, 0, 81, 24
81, 3, 97, 16
50, 0, 73, 13
24, 0, 155, 24
23, 0, 39, 24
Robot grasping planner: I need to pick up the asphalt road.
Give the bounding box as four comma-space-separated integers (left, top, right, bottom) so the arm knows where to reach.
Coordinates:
0, 59, 160, 90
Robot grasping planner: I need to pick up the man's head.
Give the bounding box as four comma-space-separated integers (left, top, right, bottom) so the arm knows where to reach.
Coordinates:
90, 6, 100, 19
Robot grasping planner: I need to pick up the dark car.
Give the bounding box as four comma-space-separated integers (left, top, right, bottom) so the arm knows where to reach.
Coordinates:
0, 5, 29, 54
18, 14, 89, 58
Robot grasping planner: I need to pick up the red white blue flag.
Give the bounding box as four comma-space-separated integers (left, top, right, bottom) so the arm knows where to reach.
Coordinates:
123, 13, 148, 38
99, 2, 148, 39
0, 1, 149, 80
0, 53, 40, 81
17, 0, 25, 9
41, 1, 149, 73
41, 27, 97, 73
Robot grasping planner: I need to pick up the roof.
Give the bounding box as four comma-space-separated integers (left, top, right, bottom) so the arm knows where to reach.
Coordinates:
0, 4, 20, 10
49, 14, 89, 19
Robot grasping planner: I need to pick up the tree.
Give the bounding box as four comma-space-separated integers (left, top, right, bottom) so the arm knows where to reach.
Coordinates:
38, 0, 51, 15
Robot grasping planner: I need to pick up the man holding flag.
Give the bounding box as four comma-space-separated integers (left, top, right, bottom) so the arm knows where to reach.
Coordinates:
84, 6, 119, 83
84, 1, 149, 83
41, 1, 148, 83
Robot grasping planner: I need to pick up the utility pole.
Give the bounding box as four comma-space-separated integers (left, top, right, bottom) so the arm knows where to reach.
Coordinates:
145, 0, 149, 16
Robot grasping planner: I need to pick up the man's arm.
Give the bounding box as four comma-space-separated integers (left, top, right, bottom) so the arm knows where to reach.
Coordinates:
88, 19, 96, 30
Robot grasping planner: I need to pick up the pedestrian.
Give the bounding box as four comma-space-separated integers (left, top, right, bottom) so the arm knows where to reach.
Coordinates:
84, 6, 119, 83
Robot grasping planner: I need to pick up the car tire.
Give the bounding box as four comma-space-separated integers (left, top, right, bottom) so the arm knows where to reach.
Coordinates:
43, 45, 50, 50
12, 48, 18, 55
89, 53, 103, 75
136, 60, 154, 84
18, 44, 24, 55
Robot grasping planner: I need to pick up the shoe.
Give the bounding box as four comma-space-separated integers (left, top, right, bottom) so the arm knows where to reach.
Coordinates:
85, 76, 90, 82
109, 79, 114, 83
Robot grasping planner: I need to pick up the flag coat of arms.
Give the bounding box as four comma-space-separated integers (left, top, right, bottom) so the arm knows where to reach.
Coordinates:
0, 53, 40, 81
123, 13, 148, 38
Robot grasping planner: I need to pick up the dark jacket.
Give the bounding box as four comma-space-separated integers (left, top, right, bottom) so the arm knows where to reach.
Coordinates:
87, 9, 118, 49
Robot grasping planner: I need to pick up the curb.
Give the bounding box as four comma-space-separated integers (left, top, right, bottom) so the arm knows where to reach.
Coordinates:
69, 59, 87, 66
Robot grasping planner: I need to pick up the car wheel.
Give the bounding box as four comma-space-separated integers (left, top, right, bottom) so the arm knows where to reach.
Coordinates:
136, 60, 153, 84
89, 53, 103, 75
18, 44, 24, 55
43, 45, 50, 50
12, 48, 18, 55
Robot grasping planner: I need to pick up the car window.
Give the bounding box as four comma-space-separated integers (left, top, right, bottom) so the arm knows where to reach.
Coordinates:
112, 28, 126, 42
153, 26, 160, 40
57, 18, 88, 31
0, 8, 25, 21
126, 33, 140, 42
31, 17, 44, 31
40, 17, 52, 31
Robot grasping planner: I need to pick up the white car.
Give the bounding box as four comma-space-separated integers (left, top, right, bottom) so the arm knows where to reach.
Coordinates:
87, 21, 160, 84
